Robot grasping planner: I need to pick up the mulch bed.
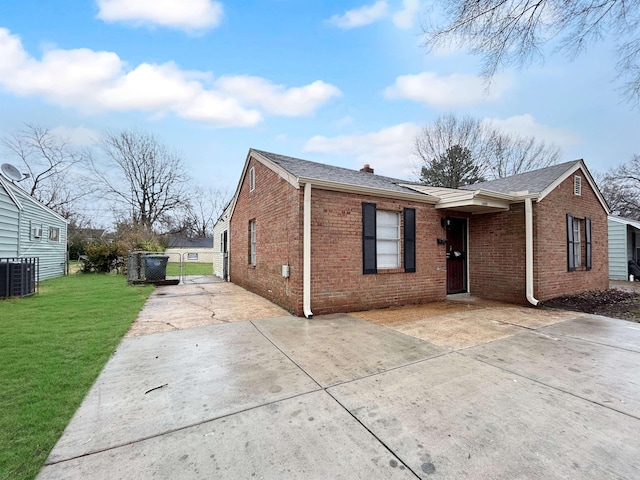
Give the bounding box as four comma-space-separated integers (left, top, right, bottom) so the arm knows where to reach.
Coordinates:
544, 289, 640, 322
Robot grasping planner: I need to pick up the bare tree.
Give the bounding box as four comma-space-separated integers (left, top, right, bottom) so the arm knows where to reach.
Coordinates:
486, 130, 561, 178
415, 113, 492, 180
1, 124, 91, 218
414, 113, 561, 184
600, 154, 640, 220
422, 0, 640, 106
163, 186, 230, 237
94, 129, 190, 231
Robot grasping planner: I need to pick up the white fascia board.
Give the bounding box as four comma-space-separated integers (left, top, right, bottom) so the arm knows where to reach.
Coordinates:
609, 215, 640, 230
297, 177, 439, 204
0, 176, 23, 210
5, 178, 68, 223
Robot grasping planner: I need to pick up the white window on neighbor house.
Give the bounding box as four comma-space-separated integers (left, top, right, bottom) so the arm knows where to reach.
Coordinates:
249, 219, 256, 265
49, 226, 60, 242
376, 210, 400, 269
249, 166, 255, 192
574, 175, 582, 196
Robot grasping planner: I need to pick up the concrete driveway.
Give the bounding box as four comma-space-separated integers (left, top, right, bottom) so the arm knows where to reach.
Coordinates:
38, 285, 640, 479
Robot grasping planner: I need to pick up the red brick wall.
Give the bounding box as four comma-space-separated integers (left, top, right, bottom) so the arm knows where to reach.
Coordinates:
230, 162, 448, 315
468, 205, 528, 304
468, 168, 608, 304
534, 169, 609, 300
229, 158, 303, 314
308, 188, 446, 315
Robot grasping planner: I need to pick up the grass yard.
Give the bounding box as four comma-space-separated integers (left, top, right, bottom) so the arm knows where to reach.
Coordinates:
0, 274, 153, 480
166, 261, 213, 276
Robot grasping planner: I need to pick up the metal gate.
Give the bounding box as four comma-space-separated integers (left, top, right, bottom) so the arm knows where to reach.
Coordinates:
179, 251, 219, 285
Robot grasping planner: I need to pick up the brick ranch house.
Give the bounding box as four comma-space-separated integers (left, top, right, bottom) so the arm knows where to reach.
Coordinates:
227, 149, 609, 317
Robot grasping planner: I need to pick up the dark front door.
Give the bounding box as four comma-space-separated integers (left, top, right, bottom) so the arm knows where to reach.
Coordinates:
446, 217, 467, 294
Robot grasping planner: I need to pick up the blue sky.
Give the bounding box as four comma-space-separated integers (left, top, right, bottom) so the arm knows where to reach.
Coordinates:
0, 0, 638, 219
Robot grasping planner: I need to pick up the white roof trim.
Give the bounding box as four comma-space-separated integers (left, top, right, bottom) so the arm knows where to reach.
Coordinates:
228, 149, 301, 220
4, 174, 69, 224
400, 183, 535, 213
538, 160, 610, 213
609, 215, 640, 230
0, 176, 23, 210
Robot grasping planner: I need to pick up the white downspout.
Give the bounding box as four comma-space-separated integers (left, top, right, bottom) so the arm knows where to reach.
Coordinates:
525, 197, 539, 306
303, 182, 313, 318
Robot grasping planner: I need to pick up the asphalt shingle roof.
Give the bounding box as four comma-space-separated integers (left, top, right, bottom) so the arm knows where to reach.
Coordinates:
461, 160, 582, 195
253, 149, 419, 194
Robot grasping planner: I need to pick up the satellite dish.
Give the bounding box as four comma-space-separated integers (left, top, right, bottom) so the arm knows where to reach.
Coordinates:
1, 163, 24, 182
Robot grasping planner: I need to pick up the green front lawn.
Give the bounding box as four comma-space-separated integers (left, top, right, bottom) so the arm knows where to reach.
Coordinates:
0, 274, 153, 480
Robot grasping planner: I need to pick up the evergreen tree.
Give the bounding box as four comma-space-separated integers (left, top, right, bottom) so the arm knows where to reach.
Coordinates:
420, 145, 485, 188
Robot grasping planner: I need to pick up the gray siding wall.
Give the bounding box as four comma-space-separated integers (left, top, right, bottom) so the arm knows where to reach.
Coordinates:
12, 187, 67, 280
608, 218, 628, 280
0, 184, 19, 257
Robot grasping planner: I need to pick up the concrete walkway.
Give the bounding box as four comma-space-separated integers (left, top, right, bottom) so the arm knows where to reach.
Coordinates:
37, 284, 640, 479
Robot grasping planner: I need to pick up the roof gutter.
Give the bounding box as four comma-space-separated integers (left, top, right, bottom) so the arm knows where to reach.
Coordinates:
525, 197, 539, 306
303, 182, 313, 318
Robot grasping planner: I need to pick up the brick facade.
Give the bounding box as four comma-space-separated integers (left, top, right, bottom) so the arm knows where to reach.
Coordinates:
229, 158, 304, 314
534, 168, 609, 300
468, 205, 528, 304
230, 156, 608, 315
309, 188, 446, 315
468, 168, 608, 304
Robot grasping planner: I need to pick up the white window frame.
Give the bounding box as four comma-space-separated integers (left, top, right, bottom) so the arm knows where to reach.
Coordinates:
573, 219, 581, 267
376, 210, 400, 269
249, 219, 256, 265
249, 166, 255, 192
49, 226, 60, 242
574, 175, 582, 196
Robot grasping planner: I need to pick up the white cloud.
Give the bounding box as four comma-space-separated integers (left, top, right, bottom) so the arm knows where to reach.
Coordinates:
328, 1, 388, 29
393, 0, 420, 29
384, 71, 511, 107
483, 114, 581, 149
50, 125, 102, 146
0, 28, 340, 127
304, 122, 421, 178
96, 0, 223, 32
214, 76, 341, 116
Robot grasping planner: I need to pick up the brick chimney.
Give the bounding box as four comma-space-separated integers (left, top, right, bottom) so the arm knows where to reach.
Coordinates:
360, 164, 374, 174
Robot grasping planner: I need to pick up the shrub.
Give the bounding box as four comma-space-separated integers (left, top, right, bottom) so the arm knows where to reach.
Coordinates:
82, 241, 127, 273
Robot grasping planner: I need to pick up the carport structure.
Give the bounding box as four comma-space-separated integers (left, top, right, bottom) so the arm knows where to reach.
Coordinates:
38, 302, 640, 479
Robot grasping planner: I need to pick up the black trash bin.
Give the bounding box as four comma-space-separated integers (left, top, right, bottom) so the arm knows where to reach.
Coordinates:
144, 254, 169, 281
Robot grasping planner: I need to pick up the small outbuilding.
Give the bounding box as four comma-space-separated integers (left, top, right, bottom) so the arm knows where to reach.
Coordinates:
608, 215, 640, 280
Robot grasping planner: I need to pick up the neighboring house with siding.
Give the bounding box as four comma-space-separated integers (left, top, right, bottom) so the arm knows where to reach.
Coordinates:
608, 215, 640, 280
212, 202, 231, 280
164, 235, 213, 262
0, 175, 67, 280
228, 149, 609, 317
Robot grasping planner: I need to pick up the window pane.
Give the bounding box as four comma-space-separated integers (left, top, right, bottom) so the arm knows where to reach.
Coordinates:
378, 254, 399, 269
377, 226, 398, 239
375, 210, 400, 269
377, 239, 398, 254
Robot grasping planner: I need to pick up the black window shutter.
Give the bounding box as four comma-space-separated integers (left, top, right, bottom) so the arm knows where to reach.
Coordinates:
585, 217, 592, 270
403, 208, 416, 273
362, 203, 377, 274
567, 213, 575, 272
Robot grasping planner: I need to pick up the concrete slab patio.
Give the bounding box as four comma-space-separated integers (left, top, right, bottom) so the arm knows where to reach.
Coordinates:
37, 285, 640, 479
